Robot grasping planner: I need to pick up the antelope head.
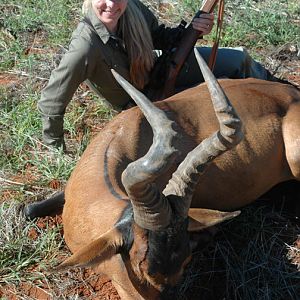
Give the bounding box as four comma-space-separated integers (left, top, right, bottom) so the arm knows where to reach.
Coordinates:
57, 50, 244, 299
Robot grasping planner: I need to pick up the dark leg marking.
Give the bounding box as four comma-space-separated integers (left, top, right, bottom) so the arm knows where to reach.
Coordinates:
24, 191, 65, 219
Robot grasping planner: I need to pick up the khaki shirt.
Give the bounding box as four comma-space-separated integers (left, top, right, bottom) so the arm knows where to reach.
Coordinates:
38, 0, 180, 117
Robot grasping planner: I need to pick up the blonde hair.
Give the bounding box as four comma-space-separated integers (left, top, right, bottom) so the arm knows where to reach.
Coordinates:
82, 0, 90, 15
82, 0, 155, 90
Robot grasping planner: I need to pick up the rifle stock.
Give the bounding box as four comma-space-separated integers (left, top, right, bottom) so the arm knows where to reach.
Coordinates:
149, 0, 219, 101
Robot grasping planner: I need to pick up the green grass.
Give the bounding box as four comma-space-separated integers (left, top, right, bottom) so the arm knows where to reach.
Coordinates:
179, 0, 300, 50
0, 201, 64, 284
0, 0, 82, 71
222, 0, 300, 49
0, 0, 299, 298
0, 80, 114, 200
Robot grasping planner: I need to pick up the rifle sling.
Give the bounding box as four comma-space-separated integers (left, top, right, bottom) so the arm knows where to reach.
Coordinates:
208, 0, 225, 71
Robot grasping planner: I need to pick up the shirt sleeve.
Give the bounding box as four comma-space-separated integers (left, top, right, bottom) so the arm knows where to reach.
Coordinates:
38, 31, 91, 117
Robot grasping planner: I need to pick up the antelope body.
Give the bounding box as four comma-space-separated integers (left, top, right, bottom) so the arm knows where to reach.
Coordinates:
25, 52, 300, 299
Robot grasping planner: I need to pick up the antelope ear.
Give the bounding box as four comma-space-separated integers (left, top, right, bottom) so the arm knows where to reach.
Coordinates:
55, 227, 123, 271
187, 208, 241, 232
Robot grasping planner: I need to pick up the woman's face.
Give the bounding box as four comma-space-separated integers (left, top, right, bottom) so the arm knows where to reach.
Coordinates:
91, 0, 128, 33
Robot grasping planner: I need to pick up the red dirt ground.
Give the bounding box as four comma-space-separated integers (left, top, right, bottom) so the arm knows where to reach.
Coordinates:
0, 74, 20, 87
0, 215, 121, 300
0, 273, 120, 300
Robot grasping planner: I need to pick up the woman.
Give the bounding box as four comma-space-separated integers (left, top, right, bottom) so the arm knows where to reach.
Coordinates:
38, 0, 271, 149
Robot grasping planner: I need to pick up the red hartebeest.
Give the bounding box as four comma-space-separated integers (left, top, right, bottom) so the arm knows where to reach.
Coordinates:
25, 50, 300, 299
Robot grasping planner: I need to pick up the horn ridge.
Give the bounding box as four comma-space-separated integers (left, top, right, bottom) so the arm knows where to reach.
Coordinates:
163, 50, 244, 217
111, 69, 180, 230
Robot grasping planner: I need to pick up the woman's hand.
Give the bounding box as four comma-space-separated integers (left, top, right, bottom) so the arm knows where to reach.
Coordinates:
192, 13, 214, 36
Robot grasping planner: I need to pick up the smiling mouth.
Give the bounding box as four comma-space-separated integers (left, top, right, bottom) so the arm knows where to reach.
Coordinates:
102, 10, 119, 17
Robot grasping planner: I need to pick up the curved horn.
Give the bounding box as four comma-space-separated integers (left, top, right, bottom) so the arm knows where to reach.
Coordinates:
111, 70, 180, 231
163, 49, 244, 217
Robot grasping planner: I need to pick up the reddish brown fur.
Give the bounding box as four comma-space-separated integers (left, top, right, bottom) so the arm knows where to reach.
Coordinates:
62, 78, 300, 299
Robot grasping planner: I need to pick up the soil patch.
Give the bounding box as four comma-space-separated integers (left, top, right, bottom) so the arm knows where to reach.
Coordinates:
0, 73, 20, 87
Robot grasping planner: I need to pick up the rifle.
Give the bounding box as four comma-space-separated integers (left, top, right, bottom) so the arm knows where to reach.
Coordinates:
146, 0, 220, 101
